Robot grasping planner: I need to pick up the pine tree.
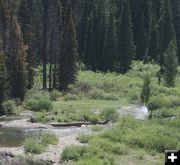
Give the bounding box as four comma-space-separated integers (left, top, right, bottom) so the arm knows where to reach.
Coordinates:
18, 0, 36, 89
117, 0, 135, 73
83, 10, 96, 71
78, 0, 93, 60
9, 19, 27, 99
172, 0, 180, 62
83, 0, 106, 71
12, 45, 27, 99
141, 74, 151, 106
135, 0, 152, 60
103, 1, 117, 71
0, 50, 6, 114
163, 40, 178, 87
95, 0, 106, 71
0, 0, 27, 99
159, 0, 176, 65
136, 13, 148, 60
146, 13, 159, 61
58, 1, 78, 90
42, 0, 50, 90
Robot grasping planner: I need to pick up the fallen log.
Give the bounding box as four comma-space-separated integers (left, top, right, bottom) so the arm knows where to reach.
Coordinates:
49, 121, 109, 127
49, 122, 91, 127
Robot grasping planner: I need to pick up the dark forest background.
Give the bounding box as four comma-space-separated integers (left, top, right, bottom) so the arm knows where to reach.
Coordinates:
0, 0, 179, 103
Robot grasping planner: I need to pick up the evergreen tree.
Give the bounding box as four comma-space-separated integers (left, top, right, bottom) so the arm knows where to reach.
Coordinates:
141, 73, 151, 106
83, 10, 96, 71
103, 1, 117, 71
0, 50, 6, 114
1, 0, 27, 99
48, 0, 62, 91
159, 0, 176, 66
172, 0, 180, 62
136, 13, 148, 60
78, 0, 93, 60
9, 19, 27, 99
117, 0, 135, 73
12, 45, 27, 99
146, 13, 159, 61
42, 0, 50, 89
135, 0, 152, 60
58, 1, 78, 90
95, 0, 106, 71
83, 0, 106, 71
163, 40, 178, 87
18, 0, 36, 89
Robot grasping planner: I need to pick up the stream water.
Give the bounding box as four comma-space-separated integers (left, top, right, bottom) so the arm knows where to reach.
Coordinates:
0, 117, 91, 148
0, 127, 26, 147
0, 105, 149, 147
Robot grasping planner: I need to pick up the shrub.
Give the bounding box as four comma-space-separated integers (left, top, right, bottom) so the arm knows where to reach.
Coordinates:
23, 137, 46, 154
148, 95, 171, 110
2, 100, 17, 114
76, 158, 105, 165
25, 90, 52, 112
77, 134, 92, 143
127, 61, 160, 78
92, 125, 103, 132
111, 143, 128, 155
148, 95, 180, 110
38, 98, 53, 111
79, 110, 100, 123
88, 90, 106, 100
61, 145, 87, 161
33, 112, 49, 123
142, 133, 177, 152
26, 98, 52, 112
50, 90, 61, 101
102, 94, 119, 101
89, 138, 127, 155
57, 115, 71, 123
64, 94, 80, 101
25, 89, 50, 100
89, 114, 100, 124
171, 97, 180, 107
41, 133, 58, 145
70, 81, 93, 94
100, 108, 118, 123
152, 108, 175, 119
61, 145, 115, 165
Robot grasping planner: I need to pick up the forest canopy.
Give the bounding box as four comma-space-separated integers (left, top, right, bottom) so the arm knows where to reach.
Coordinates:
0, 0, 179, 104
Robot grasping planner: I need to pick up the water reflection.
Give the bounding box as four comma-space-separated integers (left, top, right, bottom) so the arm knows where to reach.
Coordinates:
0, 127, 26, 147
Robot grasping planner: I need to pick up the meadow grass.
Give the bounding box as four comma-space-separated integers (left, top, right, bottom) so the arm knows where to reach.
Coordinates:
23, 133, 58, 154
59, 62, 180, 164
26, 62, 180, 164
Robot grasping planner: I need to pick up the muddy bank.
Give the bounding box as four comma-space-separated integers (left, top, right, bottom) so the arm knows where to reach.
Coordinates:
0, 119, 52, 129
0, 132, 86, 165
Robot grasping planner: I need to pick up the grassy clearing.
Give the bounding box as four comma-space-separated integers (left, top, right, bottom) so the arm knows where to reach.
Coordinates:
59, 62, 180, 165
20, 61, 180, 164
61, 117, 180, 165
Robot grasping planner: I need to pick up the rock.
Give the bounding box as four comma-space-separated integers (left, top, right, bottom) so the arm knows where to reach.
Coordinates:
0, 151, 14, 158
81, 125, 86, 128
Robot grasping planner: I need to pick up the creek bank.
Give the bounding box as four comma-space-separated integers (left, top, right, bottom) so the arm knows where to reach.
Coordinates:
0, 105, 149, 164
0, 130, 89, 165
0, 119, 52, 129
